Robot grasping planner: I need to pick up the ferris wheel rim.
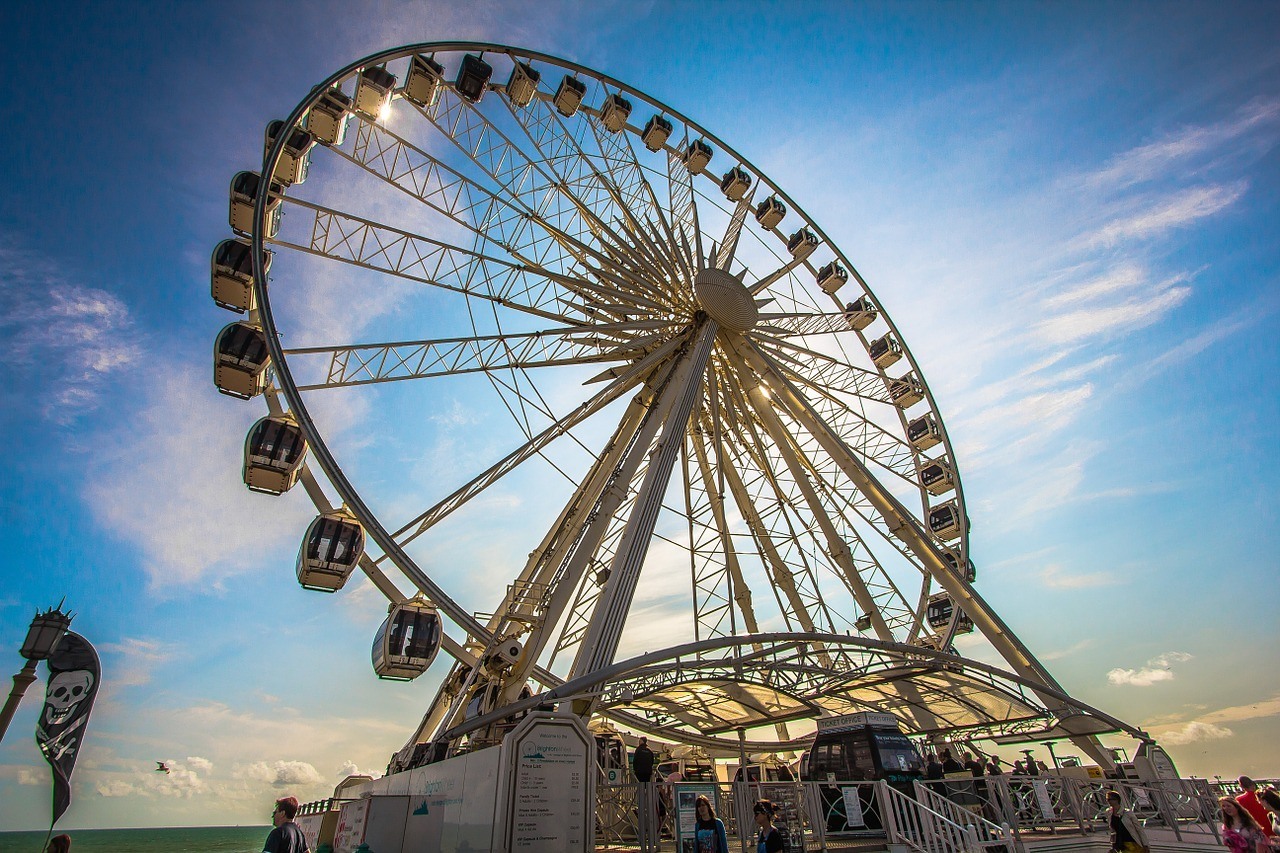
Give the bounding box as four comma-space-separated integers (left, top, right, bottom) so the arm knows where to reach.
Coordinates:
248, 41, 973, 683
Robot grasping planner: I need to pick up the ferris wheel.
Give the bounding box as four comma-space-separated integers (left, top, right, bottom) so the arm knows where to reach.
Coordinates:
214, 43, 1133, 764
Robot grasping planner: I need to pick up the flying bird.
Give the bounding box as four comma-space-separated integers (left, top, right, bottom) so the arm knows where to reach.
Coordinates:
156, 762, 170, 774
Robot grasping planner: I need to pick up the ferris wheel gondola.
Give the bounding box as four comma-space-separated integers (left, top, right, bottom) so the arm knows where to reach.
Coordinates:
297, 509, 365, 592
372, 596, 442, 681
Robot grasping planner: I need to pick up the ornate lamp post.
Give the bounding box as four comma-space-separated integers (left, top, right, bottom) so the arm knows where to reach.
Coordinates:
0, 605, 72, 744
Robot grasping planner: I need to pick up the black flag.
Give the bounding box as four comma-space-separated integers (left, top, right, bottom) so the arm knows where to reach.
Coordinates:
35, 632, 101, 824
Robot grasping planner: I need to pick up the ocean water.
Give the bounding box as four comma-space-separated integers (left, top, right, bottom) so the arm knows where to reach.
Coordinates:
0, 825, 270, 852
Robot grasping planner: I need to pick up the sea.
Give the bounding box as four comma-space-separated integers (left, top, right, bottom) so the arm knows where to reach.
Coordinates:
0, 826, 270, 852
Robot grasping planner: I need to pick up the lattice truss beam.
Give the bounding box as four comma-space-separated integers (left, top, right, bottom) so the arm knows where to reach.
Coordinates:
597, 639, 1095, 742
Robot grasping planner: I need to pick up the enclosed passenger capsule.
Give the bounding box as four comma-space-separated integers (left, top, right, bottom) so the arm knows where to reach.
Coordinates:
640, 114, 673, 151
928, 500, 965, 542
263, 121, 314, 187
755, 196, 786, 228
214, 322, 270, 400
305, 87, 352, 146
553, 75, 586, 116
404, 54, 445, 107
817, 261, 848, 295
243, 415, 307, 495
787, 228, 819, 261
683, 139, 713, 174
843, 296, 876, 330
372, 596, 442, 680
229, 171, 282, 238
599, 93, 632, 132
455, 54, 492, 103
889, 372, 925, 409
920, 457, 955, 496
505, 61, 540, 108
211, 238, 271, 313
869, 333, 903, 369
907, 413, 942, 452
354, 66, 396, 117
720, 166, 751, 201
297, 509, 365, 592
926, 592, 974, 634
941, 548, 977, 583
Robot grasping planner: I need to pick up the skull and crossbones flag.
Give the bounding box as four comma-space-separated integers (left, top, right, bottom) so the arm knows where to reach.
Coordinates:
35, 632, 101, 824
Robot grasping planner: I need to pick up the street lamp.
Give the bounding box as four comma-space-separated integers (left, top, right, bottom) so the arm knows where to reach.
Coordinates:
0, 604, 72, 744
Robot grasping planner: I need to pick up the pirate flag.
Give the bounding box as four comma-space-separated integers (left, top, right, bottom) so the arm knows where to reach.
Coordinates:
35, 632, 101, 824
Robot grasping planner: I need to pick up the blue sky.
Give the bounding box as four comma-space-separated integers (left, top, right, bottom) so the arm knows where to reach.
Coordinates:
1, 0, 1277, 831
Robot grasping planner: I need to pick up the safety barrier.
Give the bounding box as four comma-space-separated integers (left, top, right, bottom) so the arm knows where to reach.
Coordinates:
593, 775, 1226, 852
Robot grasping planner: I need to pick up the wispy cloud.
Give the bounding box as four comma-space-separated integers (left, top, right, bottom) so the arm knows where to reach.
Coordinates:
1091, 182, 1247, 245
0, 238, 139, 422
1107, 651, 1193, 686
1156, 720, 1234, 746
98, 638, 177, 687
1084, 98, 1280, 191
1040, 565, 1118, 590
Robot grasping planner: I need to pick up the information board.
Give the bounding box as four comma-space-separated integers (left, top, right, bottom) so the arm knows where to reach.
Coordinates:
332, 797, 369, 853
673, 782, 721, 851
758, 782, 807, 853
504, 715, 592, 851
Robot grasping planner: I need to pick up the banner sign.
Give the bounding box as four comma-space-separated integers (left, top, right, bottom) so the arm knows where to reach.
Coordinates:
35, 632, 101, 823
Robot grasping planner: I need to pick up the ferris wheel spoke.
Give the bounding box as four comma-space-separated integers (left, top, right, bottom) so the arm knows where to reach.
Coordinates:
712, 373, 845, 637
687, 417, 759, 646
496, 94, 694, 306
748, 254, 814, 297
752, 311, 852, 338
583, 106, 693, 277
377, 344, 678, 555
663, 149, 700, 280
733, 362, 900, 641
269, 196, 598, 325
339, 114, 643, 295
714, 191, 754, 271
283, 320, 673, 390
765, 363, 919, 486
754, 337, 891, 404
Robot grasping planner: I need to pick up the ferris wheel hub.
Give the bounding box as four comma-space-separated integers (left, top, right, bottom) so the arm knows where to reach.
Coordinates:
693, 266, 758, 331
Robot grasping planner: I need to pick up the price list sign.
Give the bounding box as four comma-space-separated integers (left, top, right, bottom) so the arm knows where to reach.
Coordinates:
507, 717, 592, 851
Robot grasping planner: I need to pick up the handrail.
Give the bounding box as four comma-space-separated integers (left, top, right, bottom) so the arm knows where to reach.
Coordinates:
879, 781, 1009, 853
915, 781, 1020, 850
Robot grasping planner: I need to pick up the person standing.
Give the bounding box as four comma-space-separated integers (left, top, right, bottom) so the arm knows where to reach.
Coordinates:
941, 748, 963, 774
1106, 790, 1149, 853
693, 794, 729, 853
986, 755, 1005, 776
1238, 777, 1278, 840
753, 800, 785, 853
263, 796, 310, 853
1221, 797, 1269, 853
633, 736, 655, 783
925, 753, 944, 780
963, 752, 984, 777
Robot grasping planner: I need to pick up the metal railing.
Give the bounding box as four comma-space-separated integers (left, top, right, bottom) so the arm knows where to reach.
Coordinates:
881, 781, 1010, 853
592, 775, 1227, 851
915, 780, 1021, 852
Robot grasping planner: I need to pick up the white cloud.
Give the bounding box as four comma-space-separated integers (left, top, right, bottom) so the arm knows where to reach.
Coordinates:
81, 362, 313, 589
1040, 565, 1118, 590
1107, 651, 1193, 686
1159, 721, 1234, 746
187, 756, 214, 773
237, 759, 324, 787
338, 760, 372, 778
